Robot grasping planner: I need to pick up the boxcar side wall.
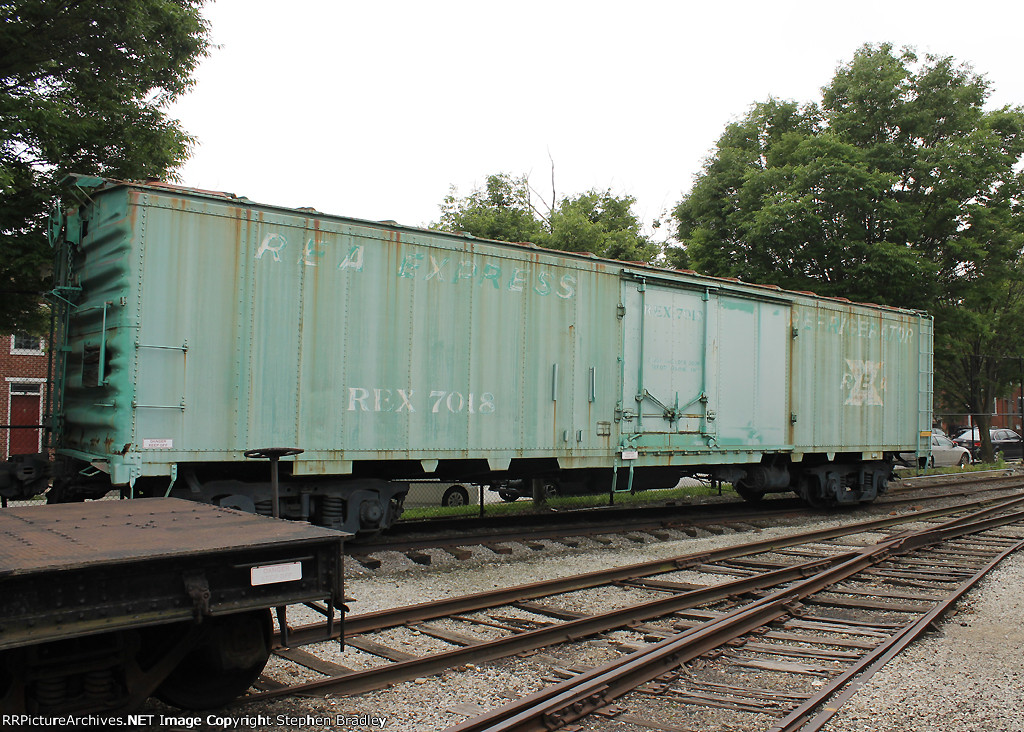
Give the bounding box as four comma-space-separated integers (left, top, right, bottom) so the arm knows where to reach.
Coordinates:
788, 301, 927, 455
47, 181, 931, 517
64, 187, 620, 483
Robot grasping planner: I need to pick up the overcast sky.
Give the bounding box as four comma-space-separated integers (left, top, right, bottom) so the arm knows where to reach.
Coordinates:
166, 0, 1024, 234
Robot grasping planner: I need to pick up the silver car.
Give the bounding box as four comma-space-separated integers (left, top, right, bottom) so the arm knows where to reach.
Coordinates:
901, 434, 971, 468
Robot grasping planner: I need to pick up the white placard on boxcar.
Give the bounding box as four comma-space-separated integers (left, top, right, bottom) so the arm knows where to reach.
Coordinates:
251, 561, 302, 586
621, 449, 639, 460
142, 438, 173, 449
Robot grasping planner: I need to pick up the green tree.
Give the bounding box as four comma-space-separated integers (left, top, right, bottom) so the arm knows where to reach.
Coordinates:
550, 190, 659, 262
933, 202, 1024, 459
436, 173, 548, 244
671, 44, 1024, 460
1, 0, 211, 332
436, 173, 658, 263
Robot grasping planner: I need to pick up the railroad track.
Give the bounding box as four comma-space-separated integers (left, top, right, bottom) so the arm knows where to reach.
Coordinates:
349, 469, 1024, 567
444, 496, 1024, 732
222, 487, 1024, 730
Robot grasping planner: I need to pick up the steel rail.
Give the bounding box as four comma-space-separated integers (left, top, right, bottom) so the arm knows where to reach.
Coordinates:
767, 537, 1024, 732
356, 472, 1023, 555
246, 552, 851, 702
443, 502, 1024, 731
353, 489, 986, 559
280, 491, 1024, 644
248, 495, 1024, 705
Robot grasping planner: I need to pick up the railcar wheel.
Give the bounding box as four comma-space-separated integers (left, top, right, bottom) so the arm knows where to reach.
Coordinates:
155, 609, 271, 710
803, 491, 836, 509
797, 475, 837, 509
733, 481, 765, 503
45, 478, 85, 504
441, 485, 470, 507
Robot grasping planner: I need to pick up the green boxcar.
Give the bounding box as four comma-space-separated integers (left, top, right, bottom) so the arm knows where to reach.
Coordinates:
11, 178, 932, 532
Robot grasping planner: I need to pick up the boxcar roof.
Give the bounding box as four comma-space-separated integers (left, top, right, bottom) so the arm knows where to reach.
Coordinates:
74, 176, 928, 318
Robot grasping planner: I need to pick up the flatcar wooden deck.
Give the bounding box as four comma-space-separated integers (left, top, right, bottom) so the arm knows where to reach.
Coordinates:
0, 497, 346, 650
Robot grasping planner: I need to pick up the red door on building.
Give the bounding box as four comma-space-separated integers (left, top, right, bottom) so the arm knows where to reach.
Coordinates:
8, 388, 41, 456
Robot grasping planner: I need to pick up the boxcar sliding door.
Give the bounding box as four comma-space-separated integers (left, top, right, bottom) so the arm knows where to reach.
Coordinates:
619, 276, 791, 451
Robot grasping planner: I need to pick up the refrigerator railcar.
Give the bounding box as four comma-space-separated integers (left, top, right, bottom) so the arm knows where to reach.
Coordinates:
4, 177, 932, 530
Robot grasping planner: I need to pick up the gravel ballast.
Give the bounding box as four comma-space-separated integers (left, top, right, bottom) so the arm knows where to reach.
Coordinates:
136, 502, 1024, 731
829, 550, 1024, 732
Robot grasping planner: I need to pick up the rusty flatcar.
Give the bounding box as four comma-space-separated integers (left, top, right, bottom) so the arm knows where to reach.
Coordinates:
0, 498, 345, 713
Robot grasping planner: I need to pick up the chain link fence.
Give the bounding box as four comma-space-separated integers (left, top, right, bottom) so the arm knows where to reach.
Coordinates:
397, 478, 735, 522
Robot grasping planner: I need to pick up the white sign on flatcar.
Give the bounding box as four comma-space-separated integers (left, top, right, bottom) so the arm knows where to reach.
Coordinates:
251, 561, 302, 586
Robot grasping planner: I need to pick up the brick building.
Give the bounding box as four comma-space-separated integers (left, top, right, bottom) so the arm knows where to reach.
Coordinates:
1, 333, 49, 459
992, 387, 1024, 433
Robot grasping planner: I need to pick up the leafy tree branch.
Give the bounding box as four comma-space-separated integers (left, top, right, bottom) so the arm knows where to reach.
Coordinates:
0, 0, 211, 332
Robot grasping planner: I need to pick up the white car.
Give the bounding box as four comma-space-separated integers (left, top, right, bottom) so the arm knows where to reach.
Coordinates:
402, 482, 480, 508
900, 434, 971, 468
